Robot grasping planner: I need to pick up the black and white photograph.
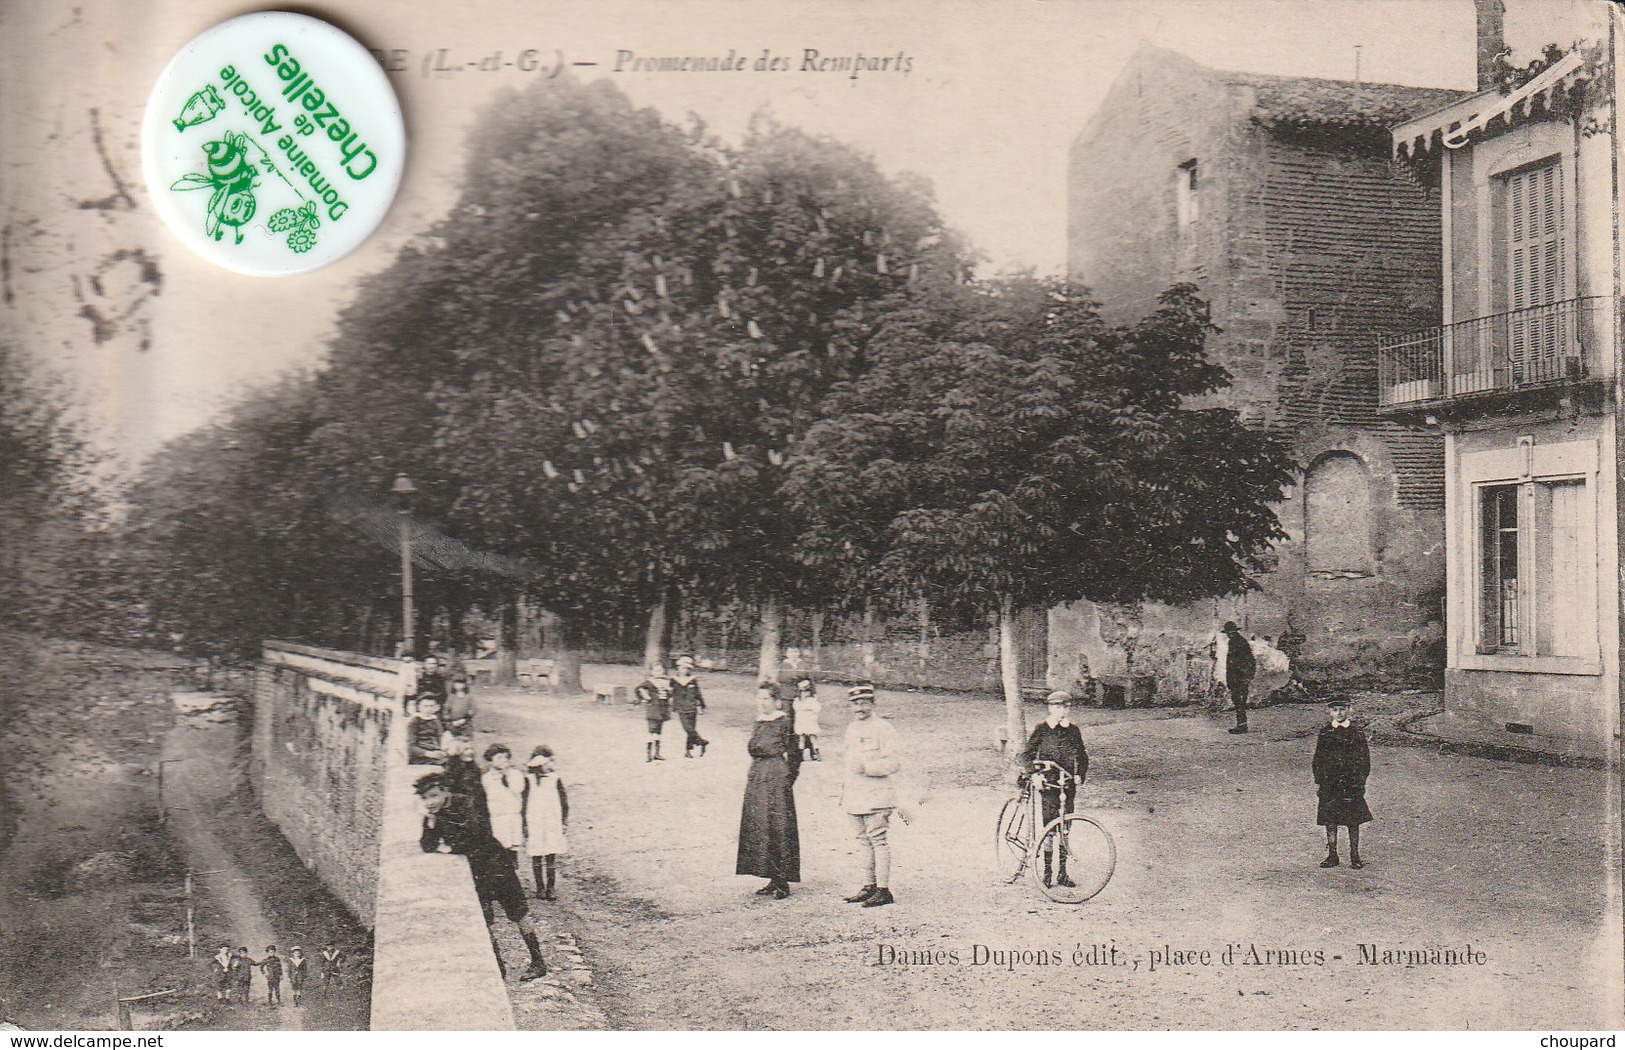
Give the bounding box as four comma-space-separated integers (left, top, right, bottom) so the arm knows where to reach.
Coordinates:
1, 0, 1621, 1034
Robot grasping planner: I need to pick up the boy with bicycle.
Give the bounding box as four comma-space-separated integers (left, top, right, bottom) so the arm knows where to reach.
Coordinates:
1021, 691, 1089, 888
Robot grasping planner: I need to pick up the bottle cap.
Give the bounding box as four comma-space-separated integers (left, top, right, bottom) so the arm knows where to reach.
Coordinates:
141, 11, 405, 276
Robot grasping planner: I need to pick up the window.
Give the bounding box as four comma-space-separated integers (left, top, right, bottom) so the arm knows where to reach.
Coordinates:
1499, 158, 1569, 381
1176, 159, 1199, 227
1476, 477, 1594, 657
1505, 159, 1565, 313
1479, 484, 1520, 650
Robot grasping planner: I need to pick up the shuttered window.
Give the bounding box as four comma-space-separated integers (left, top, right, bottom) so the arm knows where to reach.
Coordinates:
1504, 160, 1566, 375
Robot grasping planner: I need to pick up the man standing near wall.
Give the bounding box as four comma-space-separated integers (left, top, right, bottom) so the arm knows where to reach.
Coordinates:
417, 772, 550, 981
1222, 621, 1256, 734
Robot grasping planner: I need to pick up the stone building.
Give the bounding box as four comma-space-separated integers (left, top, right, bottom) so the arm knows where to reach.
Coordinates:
1052, 47, 1466, 702
1382, 4, 1620, 745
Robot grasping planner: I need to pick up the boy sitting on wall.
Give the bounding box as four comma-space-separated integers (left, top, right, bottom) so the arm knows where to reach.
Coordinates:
416, 772, 549, 981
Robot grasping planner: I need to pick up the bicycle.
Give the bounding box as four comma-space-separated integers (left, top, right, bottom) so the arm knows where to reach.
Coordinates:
995, 760, 1116, 904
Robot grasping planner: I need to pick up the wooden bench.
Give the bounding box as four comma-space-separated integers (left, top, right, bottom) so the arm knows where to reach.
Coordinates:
517, 658, 555, 691
592, 684, 631, 704
461, 656, 554, 689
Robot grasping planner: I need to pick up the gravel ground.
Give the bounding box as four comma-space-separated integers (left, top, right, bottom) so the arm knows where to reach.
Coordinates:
470, 667, 1623, 1031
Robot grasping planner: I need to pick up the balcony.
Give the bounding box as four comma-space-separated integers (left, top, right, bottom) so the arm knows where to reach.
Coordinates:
1377, 296, 1611, 413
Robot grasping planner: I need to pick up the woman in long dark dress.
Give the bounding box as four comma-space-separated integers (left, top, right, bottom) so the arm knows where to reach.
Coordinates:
737, 683, 802, 898
1312, 695, 1373, 869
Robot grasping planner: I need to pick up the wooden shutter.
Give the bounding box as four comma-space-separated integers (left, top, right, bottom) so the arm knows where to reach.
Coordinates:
1505, 161, 1566, 377
1534, 479, 1594, 659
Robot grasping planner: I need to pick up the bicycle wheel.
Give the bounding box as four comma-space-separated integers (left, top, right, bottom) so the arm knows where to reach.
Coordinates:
1028, 813, 1116, 903
994, 796, 1031, 883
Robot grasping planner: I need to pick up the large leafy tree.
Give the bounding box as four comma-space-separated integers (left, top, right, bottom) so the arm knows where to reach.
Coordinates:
119, 374, 380, 658
117, 77, 720, 671
431, 110, 969, 681
0, 344, 115, 639
786, 281, 1296, 750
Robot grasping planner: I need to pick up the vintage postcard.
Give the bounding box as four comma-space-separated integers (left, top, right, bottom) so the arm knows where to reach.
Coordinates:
1, 0, 1621, 1035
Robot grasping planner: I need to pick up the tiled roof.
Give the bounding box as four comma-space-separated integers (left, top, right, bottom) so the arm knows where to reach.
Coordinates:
1224, 70, 1469, 131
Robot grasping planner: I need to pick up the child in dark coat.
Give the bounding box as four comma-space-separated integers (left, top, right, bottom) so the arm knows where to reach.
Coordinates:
319, 943, 343, 989
287, 946, 307, 1004
259, 945, 284, 1005
231, 946, 255, 1003
1312, 695, 1373, 869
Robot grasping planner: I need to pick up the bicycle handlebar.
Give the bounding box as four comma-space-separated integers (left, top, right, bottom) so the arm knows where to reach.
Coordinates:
1025, 760, 1078, 787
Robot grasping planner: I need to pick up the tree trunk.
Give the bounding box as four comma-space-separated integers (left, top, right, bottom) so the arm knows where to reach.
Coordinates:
916, 595, 931, 673
643, 595, 669, 671
999, 593, 1026, 767
494, 597, 520, 685
447, 601, 466, 657
810, 610, 823, 672
757, 595, 782, 683
551, 613, 585, 694
860, 599, 877, 678
660, 585, 678, 658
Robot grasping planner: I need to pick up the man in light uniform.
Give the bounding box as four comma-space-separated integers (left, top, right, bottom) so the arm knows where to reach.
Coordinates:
840, 683, 901, 908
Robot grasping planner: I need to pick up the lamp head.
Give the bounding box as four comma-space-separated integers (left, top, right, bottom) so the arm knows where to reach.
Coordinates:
391, 473, 418, 505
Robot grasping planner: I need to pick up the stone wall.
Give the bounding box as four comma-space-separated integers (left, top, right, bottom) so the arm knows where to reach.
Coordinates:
252, 641, 405, 926
1061, 47, 1451, 693
371, 763, 514, 1030
678, 609, 1031, 695
252, 641, 514, 1028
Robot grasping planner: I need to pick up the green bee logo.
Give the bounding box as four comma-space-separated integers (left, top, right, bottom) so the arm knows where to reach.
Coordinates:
170, 131, 259, 245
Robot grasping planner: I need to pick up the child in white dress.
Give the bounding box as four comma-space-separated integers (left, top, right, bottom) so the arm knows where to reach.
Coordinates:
523, 745, 569, 900
481, 744, 526, 867
792, 678, 823, 761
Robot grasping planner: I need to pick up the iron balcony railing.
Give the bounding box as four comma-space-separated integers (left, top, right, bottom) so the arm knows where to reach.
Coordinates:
1376, 295, 1610, 409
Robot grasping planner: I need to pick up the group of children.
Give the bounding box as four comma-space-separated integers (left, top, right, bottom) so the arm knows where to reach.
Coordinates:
406, 669, 571, 900
395, 653, 575, 982
633, 655, 711, 761
208, 943, 343, 1007
407, 658, 475, 766
478, 742, 570, 899
414, 743, 564, 982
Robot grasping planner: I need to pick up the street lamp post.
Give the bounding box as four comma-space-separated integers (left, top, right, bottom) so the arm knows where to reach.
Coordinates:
392, 473, 418, 659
